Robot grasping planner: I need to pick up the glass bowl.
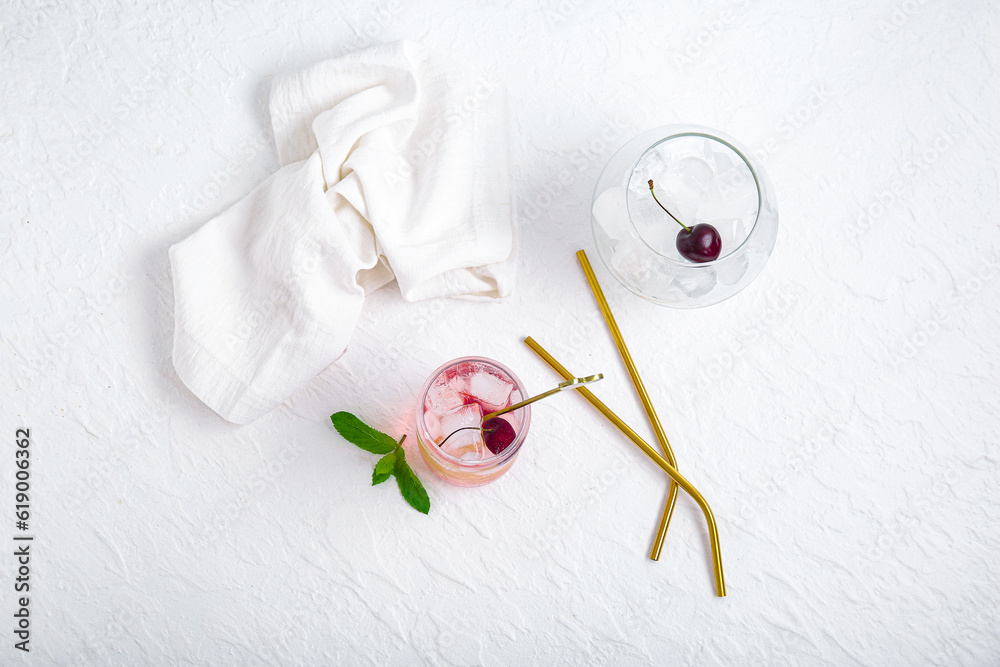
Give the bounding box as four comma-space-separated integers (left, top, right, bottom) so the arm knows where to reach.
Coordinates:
590, 124, 778, 308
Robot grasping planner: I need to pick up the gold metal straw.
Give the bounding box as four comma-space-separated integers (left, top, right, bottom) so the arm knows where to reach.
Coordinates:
576, 249, 679, 562
483, 374, 603, 421
524, 336, 726, 598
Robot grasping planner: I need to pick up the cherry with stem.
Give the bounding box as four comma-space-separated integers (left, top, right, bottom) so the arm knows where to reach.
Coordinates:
648, 179, 722, 263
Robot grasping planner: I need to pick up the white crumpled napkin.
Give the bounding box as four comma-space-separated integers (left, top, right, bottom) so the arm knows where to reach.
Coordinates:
169, 41, 516, 424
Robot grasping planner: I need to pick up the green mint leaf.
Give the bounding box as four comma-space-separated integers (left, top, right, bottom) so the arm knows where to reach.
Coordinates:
372, 451, 397, 486
394, 449, 430, 515
330, 412, 397, 455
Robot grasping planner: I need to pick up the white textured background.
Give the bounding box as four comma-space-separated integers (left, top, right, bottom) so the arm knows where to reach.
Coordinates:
2, 1, 998, 664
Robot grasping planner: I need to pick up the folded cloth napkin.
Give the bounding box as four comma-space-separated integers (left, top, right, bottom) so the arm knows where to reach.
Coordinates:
169, 41, 516, 424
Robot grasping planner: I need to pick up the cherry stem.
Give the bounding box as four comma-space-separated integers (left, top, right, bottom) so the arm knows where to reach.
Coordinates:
648, 179, 692, 233
438, 423, 498, 448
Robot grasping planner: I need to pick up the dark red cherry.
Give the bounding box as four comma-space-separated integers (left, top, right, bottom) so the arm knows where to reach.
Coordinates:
675, 223, 722, 263
482, 417, 516, 455
648, 179, 723, 263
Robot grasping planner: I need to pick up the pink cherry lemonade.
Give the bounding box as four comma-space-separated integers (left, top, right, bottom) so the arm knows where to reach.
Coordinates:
415, 356, 531, 487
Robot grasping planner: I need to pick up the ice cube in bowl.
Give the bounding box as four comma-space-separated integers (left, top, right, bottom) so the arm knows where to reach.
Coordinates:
464, 367, 515, 413
425, 377, 464, 414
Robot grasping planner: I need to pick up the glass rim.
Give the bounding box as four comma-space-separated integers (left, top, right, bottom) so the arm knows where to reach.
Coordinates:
416, 355, 531, 467
624, 129, 763, 267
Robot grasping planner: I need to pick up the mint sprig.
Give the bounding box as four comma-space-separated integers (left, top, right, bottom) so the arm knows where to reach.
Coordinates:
331, 411, 430, 514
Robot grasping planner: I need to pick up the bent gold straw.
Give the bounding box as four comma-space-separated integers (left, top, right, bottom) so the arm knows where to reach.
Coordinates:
576, 249, 680, 562
524, 336, 726, 598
